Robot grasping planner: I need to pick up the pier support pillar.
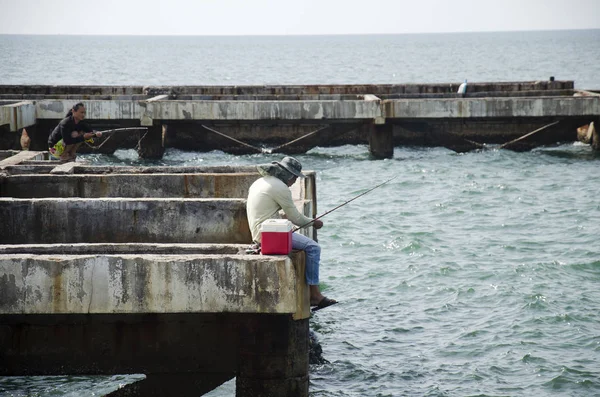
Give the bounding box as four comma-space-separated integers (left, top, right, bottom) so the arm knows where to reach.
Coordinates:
137, 121, 165, 159
591, 120, 599, 151
236, 316, 309, 397
369, 123, 393, 159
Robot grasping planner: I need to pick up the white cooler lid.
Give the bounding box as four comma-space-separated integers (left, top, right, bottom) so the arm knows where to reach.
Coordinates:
261, 219, 293, 232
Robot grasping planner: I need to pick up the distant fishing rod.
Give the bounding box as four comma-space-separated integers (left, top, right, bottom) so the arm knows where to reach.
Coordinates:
97, 127, 148, 135
292, 175, 399, 232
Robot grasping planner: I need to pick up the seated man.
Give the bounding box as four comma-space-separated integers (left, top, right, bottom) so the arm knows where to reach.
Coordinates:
246, 156, 337, 311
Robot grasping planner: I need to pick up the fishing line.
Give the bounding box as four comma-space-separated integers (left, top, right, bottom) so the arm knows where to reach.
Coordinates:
84, 127, 149, 150
292, 174, 399, 232
201, 124, 264, 153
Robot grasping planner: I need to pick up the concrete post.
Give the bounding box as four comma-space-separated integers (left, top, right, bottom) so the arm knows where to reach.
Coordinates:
137, 121, 165, 159
237, 316, 309, 397
368, 122, 394, 159
592, 120, 599, 151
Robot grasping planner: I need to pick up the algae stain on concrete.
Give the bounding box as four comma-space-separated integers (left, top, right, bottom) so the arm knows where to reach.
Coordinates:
0, 273, 18, 308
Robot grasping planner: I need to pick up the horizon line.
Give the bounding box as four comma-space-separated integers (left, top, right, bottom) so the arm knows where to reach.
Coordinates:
0, 27, 599, 37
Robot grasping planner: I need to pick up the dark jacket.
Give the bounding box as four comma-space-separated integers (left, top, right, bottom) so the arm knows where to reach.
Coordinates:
48, 116, 93, 147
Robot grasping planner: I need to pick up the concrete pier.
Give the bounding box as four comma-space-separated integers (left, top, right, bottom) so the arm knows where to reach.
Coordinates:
0, 164, 317, 396
1, 81, 599, 158
0, 248, 310, 396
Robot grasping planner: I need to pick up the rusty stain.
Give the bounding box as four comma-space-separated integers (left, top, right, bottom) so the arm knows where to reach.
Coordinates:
236, 208, 251, 243
98, 176, 108, 197
457, 101, 465, 118
213, 176, 221, 197
183, 175, 190, 198
52, 265, 63, 313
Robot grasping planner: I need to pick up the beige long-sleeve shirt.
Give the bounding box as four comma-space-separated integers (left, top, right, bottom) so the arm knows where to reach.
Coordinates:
246, 175, 313, 242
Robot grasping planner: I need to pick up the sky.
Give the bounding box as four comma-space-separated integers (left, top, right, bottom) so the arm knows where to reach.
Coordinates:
0, 0, 599, 36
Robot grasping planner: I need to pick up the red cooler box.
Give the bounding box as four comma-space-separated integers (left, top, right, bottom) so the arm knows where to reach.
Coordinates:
261, 219, 293, 255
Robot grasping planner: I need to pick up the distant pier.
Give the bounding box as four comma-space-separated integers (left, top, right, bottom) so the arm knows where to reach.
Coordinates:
1, 81, 599, 158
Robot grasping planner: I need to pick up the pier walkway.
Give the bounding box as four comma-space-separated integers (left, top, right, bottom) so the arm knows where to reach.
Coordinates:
1, 81, 598, 158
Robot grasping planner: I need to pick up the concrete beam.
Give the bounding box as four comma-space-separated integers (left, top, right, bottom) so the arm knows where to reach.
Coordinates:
49, 161, 78, 174
0, 164, 263, 176
385, 96, 600, 119
0, 101, 36, 131
0, 243, 247, 255
0, 173, 260, 198
34, 99, 382, 121
0, 198, 251, 244
0, 150, 46, 167
0, 170, 314, 200
0, 253, 302, 315
31, 95, 598, 126
141, 99, 382, 121
36, 99, 141, 120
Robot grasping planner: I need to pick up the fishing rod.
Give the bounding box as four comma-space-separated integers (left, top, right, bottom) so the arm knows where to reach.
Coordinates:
85, 127, 149, 149
292, 175, 399, 232
97, 127, 149, 135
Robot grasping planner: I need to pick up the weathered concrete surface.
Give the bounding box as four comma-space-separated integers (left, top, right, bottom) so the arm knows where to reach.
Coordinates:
34, 98, 383, 122
0, 198, 251, 244
385, 96, 600, 119
0, 150, 19, 161
0, 242, 248, 255
0, 163, 56, 175
0, 253, 303, 315
0, 164, 263, 175
48, 161, 78, 174
0, 101, 36, 131
0, 150, 46, 167
0, 173, 260, 198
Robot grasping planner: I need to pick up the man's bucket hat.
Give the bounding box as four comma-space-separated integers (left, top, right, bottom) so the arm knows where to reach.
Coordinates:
272, 156, 306, 178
